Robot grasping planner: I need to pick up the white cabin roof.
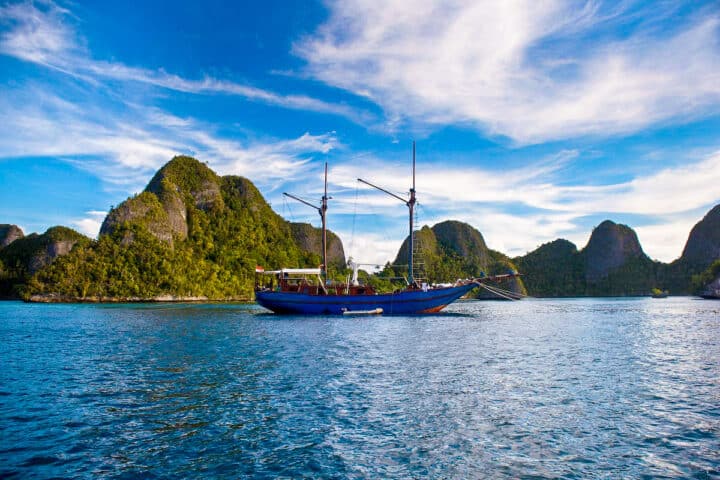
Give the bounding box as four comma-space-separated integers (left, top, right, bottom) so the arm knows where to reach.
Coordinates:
255, 267, 322, 275
281, 268, 322, 275
257, 268, 322, 275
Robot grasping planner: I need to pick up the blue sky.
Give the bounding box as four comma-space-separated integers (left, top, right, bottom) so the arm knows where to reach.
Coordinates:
1, 0, 719, 265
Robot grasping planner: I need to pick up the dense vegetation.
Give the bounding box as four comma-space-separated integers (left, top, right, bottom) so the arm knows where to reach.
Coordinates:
514, 220, 709, 297
691, 259, 720, 293
514, 240, 585, 297
24, 156, 340, 301
584, 256, 664, 296
389, 221, 527, 297
0, 226, 90, 298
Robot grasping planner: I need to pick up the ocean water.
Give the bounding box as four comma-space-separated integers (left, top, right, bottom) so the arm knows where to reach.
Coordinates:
1, 298, 718, 479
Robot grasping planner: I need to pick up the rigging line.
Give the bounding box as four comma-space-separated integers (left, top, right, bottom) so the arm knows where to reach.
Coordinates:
349, 182, 359, 259
485, 283, 531, 298
478, 283, 518, 301
283, 194, 296, 222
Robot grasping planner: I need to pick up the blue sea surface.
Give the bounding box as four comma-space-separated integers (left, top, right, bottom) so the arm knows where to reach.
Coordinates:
1, 298, 719, 478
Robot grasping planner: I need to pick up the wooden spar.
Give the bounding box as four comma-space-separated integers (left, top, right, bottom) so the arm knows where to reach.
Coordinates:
357, 141, 417, 286
283, 162, 330, 284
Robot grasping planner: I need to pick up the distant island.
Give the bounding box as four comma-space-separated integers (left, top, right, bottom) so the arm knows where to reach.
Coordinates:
1, 156, 719, 302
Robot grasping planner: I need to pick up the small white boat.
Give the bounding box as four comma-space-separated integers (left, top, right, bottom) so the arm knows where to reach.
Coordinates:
342, 308, 383, 316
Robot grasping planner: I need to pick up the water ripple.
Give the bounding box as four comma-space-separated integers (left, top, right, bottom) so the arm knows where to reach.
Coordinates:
0, 298, 718, 478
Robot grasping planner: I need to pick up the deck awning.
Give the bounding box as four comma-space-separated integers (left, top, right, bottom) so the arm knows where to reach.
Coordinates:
281, 268, 322, 275
256, 268, 322, 275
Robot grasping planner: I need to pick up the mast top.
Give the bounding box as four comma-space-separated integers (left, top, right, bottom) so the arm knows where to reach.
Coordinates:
412, 140, 416, 193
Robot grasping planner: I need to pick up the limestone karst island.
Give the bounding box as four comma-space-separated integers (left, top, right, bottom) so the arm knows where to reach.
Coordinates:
2, 156, 719, 302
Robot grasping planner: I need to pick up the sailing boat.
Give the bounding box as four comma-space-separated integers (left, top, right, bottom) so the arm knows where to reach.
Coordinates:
254, 143, 521, 314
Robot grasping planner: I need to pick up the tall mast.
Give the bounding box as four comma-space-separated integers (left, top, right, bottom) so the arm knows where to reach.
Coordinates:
283, 161, 329, 282
357, 142, 418, 286
321, 162, 328, 281
408, 141, 416, 285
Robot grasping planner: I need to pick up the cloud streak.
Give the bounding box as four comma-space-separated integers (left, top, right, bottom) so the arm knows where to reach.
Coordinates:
0, 84, 338, 194
297, 0, 720, 143
0, 1, 369, 122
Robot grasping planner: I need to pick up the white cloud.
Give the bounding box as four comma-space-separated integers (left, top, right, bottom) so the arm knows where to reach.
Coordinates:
635, 217, 699, 262
547, 151, 720, 215
0, 1, 79, 63
416, 208, 581, 256
72, 210, 107, 238
297, 0, 720, 143
335, 230, 403, 267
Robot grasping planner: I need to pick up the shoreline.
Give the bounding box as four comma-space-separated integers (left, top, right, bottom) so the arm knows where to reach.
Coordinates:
2, 293, 706, 304
24, 293, 253, 304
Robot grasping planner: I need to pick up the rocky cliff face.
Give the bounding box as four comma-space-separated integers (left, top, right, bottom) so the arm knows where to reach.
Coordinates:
0, 226, 89, 275
394, 221, 490, 270
100, 156, 225, 244
515, 221, 662, 296
393, 220, 492, 276
583, 220, 648, 283
679, 204, 720, 269
433, 220, 491, 266
100, 192, 176, 245
0, 224, 24, 248
290, 222, 345, 268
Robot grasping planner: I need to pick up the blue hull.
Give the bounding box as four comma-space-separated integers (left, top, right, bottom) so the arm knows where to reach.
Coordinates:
255, 283, 477, 315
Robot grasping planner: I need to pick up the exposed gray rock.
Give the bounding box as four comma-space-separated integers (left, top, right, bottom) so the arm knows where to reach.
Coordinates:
583, 220, 647, 283
680, 204, 720, 269
0, 224, 24, 248
99, 193, 175, 245
28, 240, 78, 274
290, 222, 346, 267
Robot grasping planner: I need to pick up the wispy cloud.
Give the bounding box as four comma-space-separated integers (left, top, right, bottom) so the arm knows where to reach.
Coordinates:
542, 151, 720, 215
0, 86, 338, 192
297, 0, 720, 143
0, 0, 369, 122
0, 1, 79, 64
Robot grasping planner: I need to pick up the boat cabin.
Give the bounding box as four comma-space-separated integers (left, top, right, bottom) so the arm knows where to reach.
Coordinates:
254, 267, 376, 296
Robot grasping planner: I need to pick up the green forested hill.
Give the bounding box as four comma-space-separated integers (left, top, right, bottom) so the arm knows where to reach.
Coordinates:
516, 220, 689, 296
391, 220, 526, 297
514, 239, 585, 297
25, 156, 343, 301
0, 226, 90, 298
692, 259, 720, 294
5, 157, 719, 300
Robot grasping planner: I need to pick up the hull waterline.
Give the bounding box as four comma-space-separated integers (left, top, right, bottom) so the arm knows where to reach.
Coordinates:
255, 283, 478, 315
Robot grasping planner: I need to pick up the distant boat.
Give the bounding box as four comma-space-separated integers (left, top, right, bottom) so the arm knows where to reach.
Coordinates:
651, 288, 669, 298
254, 143, 521, 315
699, 288, 720, 300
